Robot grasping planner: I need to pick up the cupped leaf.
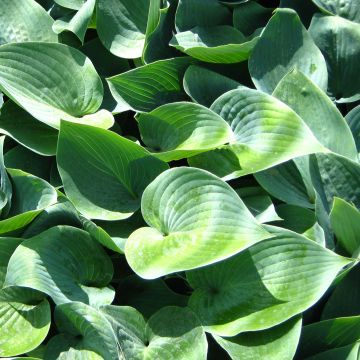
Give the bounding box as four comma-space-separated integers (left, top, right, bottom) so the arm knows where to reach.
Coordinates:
297, 316, 360, 359
175, 0, 232, 32
4, 226, 114, 305
233, 1, 273, 36
0, 238, 51, 357
50, 302, 119, 359
213, 316, 302, 360
309, 14, 360, 103
96, 0, 151, 58
187, 231, 351, 336
183, 65, 241, 107
53, 0, 96, 43
107, 57, 195, 113
57, 122, 168, 220
170, 26, 258, 64
0, 100, 58, 156
249, 8, 328, 94
311, 0, 360, 23
255, 160, 315, 208
273, 69, 357, 160
0, 169, 57, 236
188, 88, 326, 180
330, 198, 360, 256
0, 42, 113, 129
125, 167, 270, 279
100, 305, 208, 360
0, 0, 58, 45
137, 102, 233, 161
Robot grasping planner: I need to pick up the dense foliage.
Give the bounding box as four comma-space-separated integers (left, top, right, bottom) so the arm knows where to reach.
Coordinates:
0, 0, 359, 359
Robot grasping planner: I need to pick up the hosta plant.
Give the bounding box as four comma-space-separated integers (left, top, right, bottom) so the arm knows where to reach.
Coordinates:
0, 0, 359, 359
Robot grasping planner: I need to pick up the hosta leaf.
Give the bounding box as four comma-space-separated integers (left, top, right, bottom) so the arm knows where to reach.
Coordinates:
96, 0, 151, 59
170, 26, 258, 64
118, 275, 188, 318
330, 198, 360, 256
255, 160, 315, 208
213, 317, 302, 360
188, 88, 326, 180
273, 69, 357, 160
249, 8, 328, 94
0, 42, 113, 130
137, 102, 233, 161
175, 0, 232, 32
5, 226, 114, 305
0, 169, 57, 236
311, 0, 360, 23
322, 265, 360, 319
55, 0, 85, 10
100, 305, 208, 360
310, 153, 360, 212
0, 101, 58, 156
297, 316, 360, 359
183, 65, 241, 107
233, 1, 272, 36
0, 0, 58, 45
0, 136, 12, 217
125, 167, 270, 279
187, 231, 351, 336
107, 57, 194, 113
274, 204, 315, 233
235, 187, 281, 223
53, 0, 96, 43
50, 302, 119, 359
0, 239, 51, 357
309, 14, 360, 103
346, 104, 360, 154
57, 122, 168, 220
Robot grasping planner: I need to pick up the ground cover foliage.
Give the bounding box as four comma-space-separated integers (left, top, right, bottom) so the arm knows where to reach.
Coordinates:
0, 0, 359, 358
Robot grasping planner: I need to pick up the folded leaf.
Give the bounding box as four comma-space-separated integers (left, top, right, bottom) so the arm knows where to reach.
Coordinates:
57, 122, 168, 220
187, 231, 351, 336
249, 8, 327, 93
125, 167, 270, 279
188, 88, 326, 180
138, 102, 233, 161
170, 26, 258, 63
5, 226, 114, 305
0, 42, 113, 129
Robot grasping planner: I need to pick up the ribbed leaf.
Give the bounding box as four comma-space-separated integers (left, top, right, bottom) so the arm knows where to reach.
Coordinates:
311, 0, 360, 23
57, 122, 168, 220
107, 57, 194, 112
137, 102, 233, 161
187, 231, 351, 336
188, 88, 326, 180
0, 42, 113, 129
125, 167, 270, 279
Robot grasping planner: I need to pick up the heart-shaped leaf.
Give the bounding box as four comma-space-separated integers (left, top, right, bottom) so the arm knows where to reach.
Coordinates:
137, 101, 233, 161
0, 42, 113, 129
187, 230, 351, 336
125, 167, 270, 279
57, 122, 168, 220
4, 226, 114, 306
